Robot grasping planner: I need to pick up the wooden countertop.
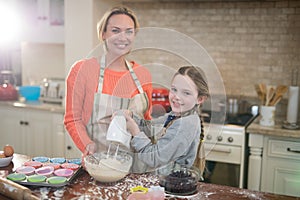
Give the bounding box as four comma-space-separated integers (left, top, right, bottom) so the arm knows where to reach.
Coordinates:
247, 120, 300, 139
0, 154, 299, 200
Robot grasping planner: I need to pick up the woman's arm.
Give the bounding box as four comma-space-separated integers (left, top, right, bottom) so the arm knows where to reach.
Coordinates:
64, 60, 97, 153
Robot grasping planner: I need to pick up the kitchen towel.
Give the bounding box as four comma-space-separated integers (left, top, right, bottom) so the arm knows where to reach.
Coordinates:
286, 86, 299, 124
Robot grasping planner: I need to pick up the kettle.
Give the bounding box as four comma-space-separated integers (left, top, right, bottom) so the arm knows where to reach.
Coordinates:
0, 70, 18, 101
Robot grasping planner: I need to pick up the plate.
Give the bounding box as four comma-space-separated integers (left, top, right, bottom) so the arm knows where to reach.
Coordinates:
165, 191, 199, 199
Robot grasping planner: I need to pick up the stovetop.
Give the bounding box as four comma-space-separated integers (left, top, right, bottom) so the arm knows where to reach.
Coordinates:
202, 107, 258, 127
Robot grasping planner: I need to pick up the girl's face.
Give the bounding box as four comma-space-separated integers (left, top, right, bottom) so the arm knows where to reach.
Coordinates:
169, 74, 205, 115
102, 14, 135, 57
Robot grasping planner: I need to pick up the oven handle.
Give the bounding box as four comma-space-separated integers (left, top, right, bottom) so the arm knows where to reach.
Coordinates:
205, 146, 232, 154
287, 148, 300, 154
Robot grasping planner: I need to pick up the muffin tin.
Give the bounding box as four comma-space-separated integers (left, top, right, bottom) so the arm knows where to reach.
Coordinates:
6, 156, 82, 187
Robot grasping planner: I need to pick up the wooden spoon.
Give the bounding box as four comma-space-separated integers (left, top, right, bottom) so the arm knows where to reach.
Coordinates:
259, 83, 266, 105
254, 84, 264, 104
269, 85, 288, 106
265, 86, 275, 106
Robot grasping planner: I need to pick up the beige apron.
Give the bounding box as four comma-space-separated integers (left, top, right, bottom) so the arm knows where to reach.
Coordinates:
86, 55, 149, 153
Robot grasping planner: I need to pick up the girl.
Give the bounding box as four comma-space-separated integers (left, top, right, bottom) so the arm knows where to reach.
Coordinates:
124, 66, 209, 173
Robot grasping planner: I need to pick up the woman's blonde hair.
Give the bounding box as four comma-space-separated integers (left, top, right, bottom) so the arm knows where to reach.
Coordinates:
97, 6, 140, 42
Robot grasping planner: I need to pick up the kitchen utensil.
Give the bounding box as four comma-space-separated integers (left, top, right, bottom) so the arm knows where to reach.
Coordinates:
265, 85, 275, 106
259, 83, 266, 104
269, 85, 288, 106
40, 78, 65, 104
106, 113, 131, 149
0, 177, 39, 200
254, 84, 264, 104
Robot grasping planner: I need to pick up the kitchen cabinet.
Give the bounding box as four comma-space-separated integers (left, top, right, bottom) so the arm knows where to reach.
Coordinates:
20, 0, 64, 43
248, 128, 300, 198
64, 131, 82, 159
0, 105, 65, 157
261, 137, 300, 197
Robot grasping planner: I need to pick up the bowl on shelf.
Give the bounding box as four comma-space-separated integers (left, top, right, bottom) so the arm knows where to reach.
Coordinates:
18, 85, 41, 101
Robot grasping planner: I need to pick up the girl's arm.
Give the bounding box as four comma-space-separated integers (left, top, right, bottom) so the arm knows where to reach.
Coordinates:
131, 114, 200, 168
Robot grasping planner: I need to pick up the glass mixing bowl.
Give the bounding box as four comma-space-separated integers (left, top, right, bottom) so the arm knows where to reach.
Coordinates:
84, 151, 132, 183
158, 165, 200, 195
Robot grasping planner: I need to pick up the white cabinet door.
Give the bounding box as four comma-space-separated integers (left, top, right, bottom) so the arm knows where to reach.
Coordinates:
64, 131, 82, 159
273, 165, 300, 197
20, 0, 64, 43
23, 109, 54, 157
261, 137, 300, 197
51, 113, 65, 157
0, 105, 65, 157
0, 107, 25, 154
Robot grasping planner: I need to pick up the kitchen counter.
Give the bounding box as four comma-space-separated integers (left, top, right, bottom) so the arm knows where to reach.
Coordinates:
247, 120, 300, 195
247, 120, 300, 138
1, 154, 299, 200
0, 100, 64, 114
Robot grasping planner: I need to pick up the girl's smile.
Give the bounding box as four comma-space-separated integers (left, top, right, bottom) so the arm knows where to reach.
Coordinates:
169, 74, 200, 115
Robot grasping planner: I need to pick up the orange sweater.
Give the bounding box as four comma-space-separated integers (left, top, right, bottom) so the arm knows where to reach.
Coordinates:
64, 58, 153, 152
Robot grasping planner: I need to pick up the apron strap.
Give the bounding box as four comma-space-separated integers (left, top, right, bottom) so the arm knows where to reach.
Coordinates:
125, 60, 144, 94
98, 55, 144, 94
97, 55, 106, 93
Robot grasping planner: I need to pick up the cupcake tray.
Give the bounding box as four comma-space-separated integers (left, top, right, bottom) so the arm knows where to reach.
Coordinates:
7, 157, 83, 188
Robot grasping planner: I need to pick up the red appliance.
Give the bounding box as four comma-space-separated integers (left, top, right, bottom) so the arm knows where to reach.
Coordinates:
0, 70, 18, 101
152, 87, 171, 117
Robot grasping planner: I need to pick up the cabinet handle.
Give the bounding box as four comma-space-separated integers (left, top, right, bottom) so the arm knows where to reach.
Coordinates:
20, 121, 29, 125
287, 148, 300, 154
67, 146, 72, 150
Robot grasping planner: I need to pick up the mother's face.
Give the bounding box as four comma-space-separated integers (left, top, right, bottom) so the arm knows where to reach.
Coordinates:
102, 14, 136, 57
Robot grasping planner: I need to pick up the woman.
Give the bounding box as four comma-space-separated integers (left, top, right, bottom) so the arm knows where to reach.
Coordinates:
123, 66, 209, 173
64, 6, 152, 154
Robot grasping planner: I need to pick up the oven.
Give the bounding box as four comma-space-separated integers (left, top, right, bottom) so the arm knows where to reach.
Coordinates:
201, 102, 258, 188
151, 87, 171, 118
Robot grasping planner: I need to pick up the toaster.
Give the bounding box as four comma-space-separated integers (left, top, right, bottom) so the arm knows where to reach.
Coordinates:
40, 78, 65, 104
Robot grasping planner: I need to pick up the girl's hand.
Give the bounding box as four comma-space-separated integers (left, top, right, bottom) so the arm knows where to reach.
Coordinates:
122, 110, 140, 136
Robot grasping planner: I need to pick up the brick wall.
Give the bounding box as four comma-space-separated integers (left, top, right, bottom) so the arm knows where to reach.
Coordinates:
124, 0, 300, 120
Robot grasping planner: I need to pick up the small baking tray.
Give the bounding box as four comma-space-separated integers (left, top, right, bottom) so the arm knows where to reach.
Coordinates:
11, 166, 83, 188
7, 157, 83, 188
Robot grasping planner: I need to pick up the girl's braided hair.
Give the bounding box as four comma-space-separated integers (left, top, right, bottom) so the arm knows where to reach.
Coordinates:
176, 66, 209, 176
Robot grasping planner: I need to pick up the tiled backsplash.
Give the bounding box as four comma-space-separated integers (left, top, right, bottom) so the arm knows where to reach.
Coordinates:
124, 0, 300, 121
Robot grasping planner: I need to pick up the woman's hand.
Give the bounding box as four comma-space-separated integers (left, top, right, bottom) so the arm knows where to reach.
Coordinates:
81, 142, 96, 169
